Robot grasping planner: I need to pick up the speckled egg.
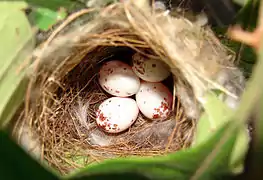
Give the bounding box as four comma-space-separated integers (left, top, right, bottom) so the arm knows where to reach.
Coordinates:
96, 97, 139, 133
98, 60, 140, 97
136, 81, 172, 120
132, 52, 171, 82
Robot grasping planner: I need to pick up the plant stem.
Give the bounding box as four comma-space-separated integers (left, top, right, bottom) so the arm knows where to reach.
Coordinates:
234, 0, 263, 123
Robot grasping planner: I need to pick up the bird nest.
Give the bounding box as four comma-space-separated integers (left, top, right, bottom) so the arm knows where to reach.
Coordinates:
12, 1, 242, 176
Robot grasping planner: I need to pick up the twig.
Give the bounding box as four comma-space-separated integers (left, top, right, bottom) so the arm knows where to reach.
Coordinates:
165, 120, 177, 152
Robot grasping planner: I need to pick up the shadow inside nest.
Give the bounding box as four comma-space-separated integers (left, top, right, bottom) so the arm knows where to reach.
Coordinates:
40, 46, 195, 174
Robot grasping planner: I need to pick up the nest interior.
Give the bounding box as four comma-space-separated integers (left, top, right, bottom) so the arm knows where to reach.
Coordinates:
33, 38, 194, 174
39, 45, 194, 173
11, 1, 240, 175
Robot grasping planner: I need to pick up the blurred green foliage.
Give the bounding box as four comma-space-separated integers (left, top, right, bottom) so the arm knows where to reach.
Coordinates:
0, 2, 34, 128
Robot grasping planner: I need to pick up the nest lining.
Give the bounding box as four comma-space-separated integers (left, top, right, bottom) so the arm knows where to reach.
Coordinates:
16, 45, 194, 174
12, 1, 242, 175
49, 43, 195, 172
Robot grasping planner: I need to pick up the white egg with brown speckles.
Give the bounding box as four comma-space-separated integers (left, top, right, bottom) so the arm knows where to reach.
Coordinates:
96, 97, 139, 133
132, 52, 170, 82
136, 81, 172, 120
99, 60, 140, 97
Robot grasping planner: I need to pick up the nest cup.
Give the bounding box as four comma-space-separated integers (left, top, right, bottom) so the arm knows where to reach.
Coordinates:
12, 1, 240, 175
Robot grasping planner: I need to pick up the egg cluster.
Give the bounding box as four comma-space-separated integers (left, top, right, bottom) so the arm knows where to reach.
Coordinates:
96, 52, 173, 133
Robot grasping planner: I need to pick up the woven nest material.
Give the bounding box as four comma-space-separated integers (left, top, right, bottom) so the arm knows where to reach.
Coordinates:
12, 0, 245, 175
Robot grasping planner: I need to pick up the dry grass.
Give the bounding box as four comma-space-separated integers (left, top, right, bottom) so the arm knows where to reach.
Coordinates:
12, 0, 238, 175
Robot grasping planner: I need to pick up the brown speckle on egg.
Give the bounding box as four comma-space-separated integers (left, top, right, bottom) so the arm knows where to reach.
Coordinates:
152, 114, 160, 119
161, 101, 169, 111
155, 108, 160, 113
135, 81, 172, 120
106, 68, 113, 74
112, 124, 119, 131
134, 66, 145, 75
151, 101, 169, 119
107, 123, 112, 128
98, 112, 107, 122
132, 53, 170, 82
98, 121, 107, 130
99, 59, 140, 97
103, 85, 109, 91
96, 97, 139, 133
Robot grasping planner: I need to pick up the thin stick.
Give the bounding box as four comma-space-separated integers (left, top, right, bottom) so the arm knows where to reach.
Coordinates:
165, 121, 177, 152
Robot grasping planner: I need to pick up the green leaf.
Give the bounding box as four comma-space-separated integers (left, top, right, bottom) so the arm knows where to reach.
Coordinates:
234, 0, 258, 77
233, 0, 251, 6
65, 121, 237, 180
245, 28, 263, 178
0, 122, 236, 180
0, 2, 35, 128
192, 92, 249, 173
0, 130, 59, 180
0, 1, 28, 10
13, 0, 79, 11
193, 92, 234, 146
255, 36, 263, 165
72, 172, 150, 180
236, 0, 259, 29
229, 126, 250, 173
28, 7, 67, 31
